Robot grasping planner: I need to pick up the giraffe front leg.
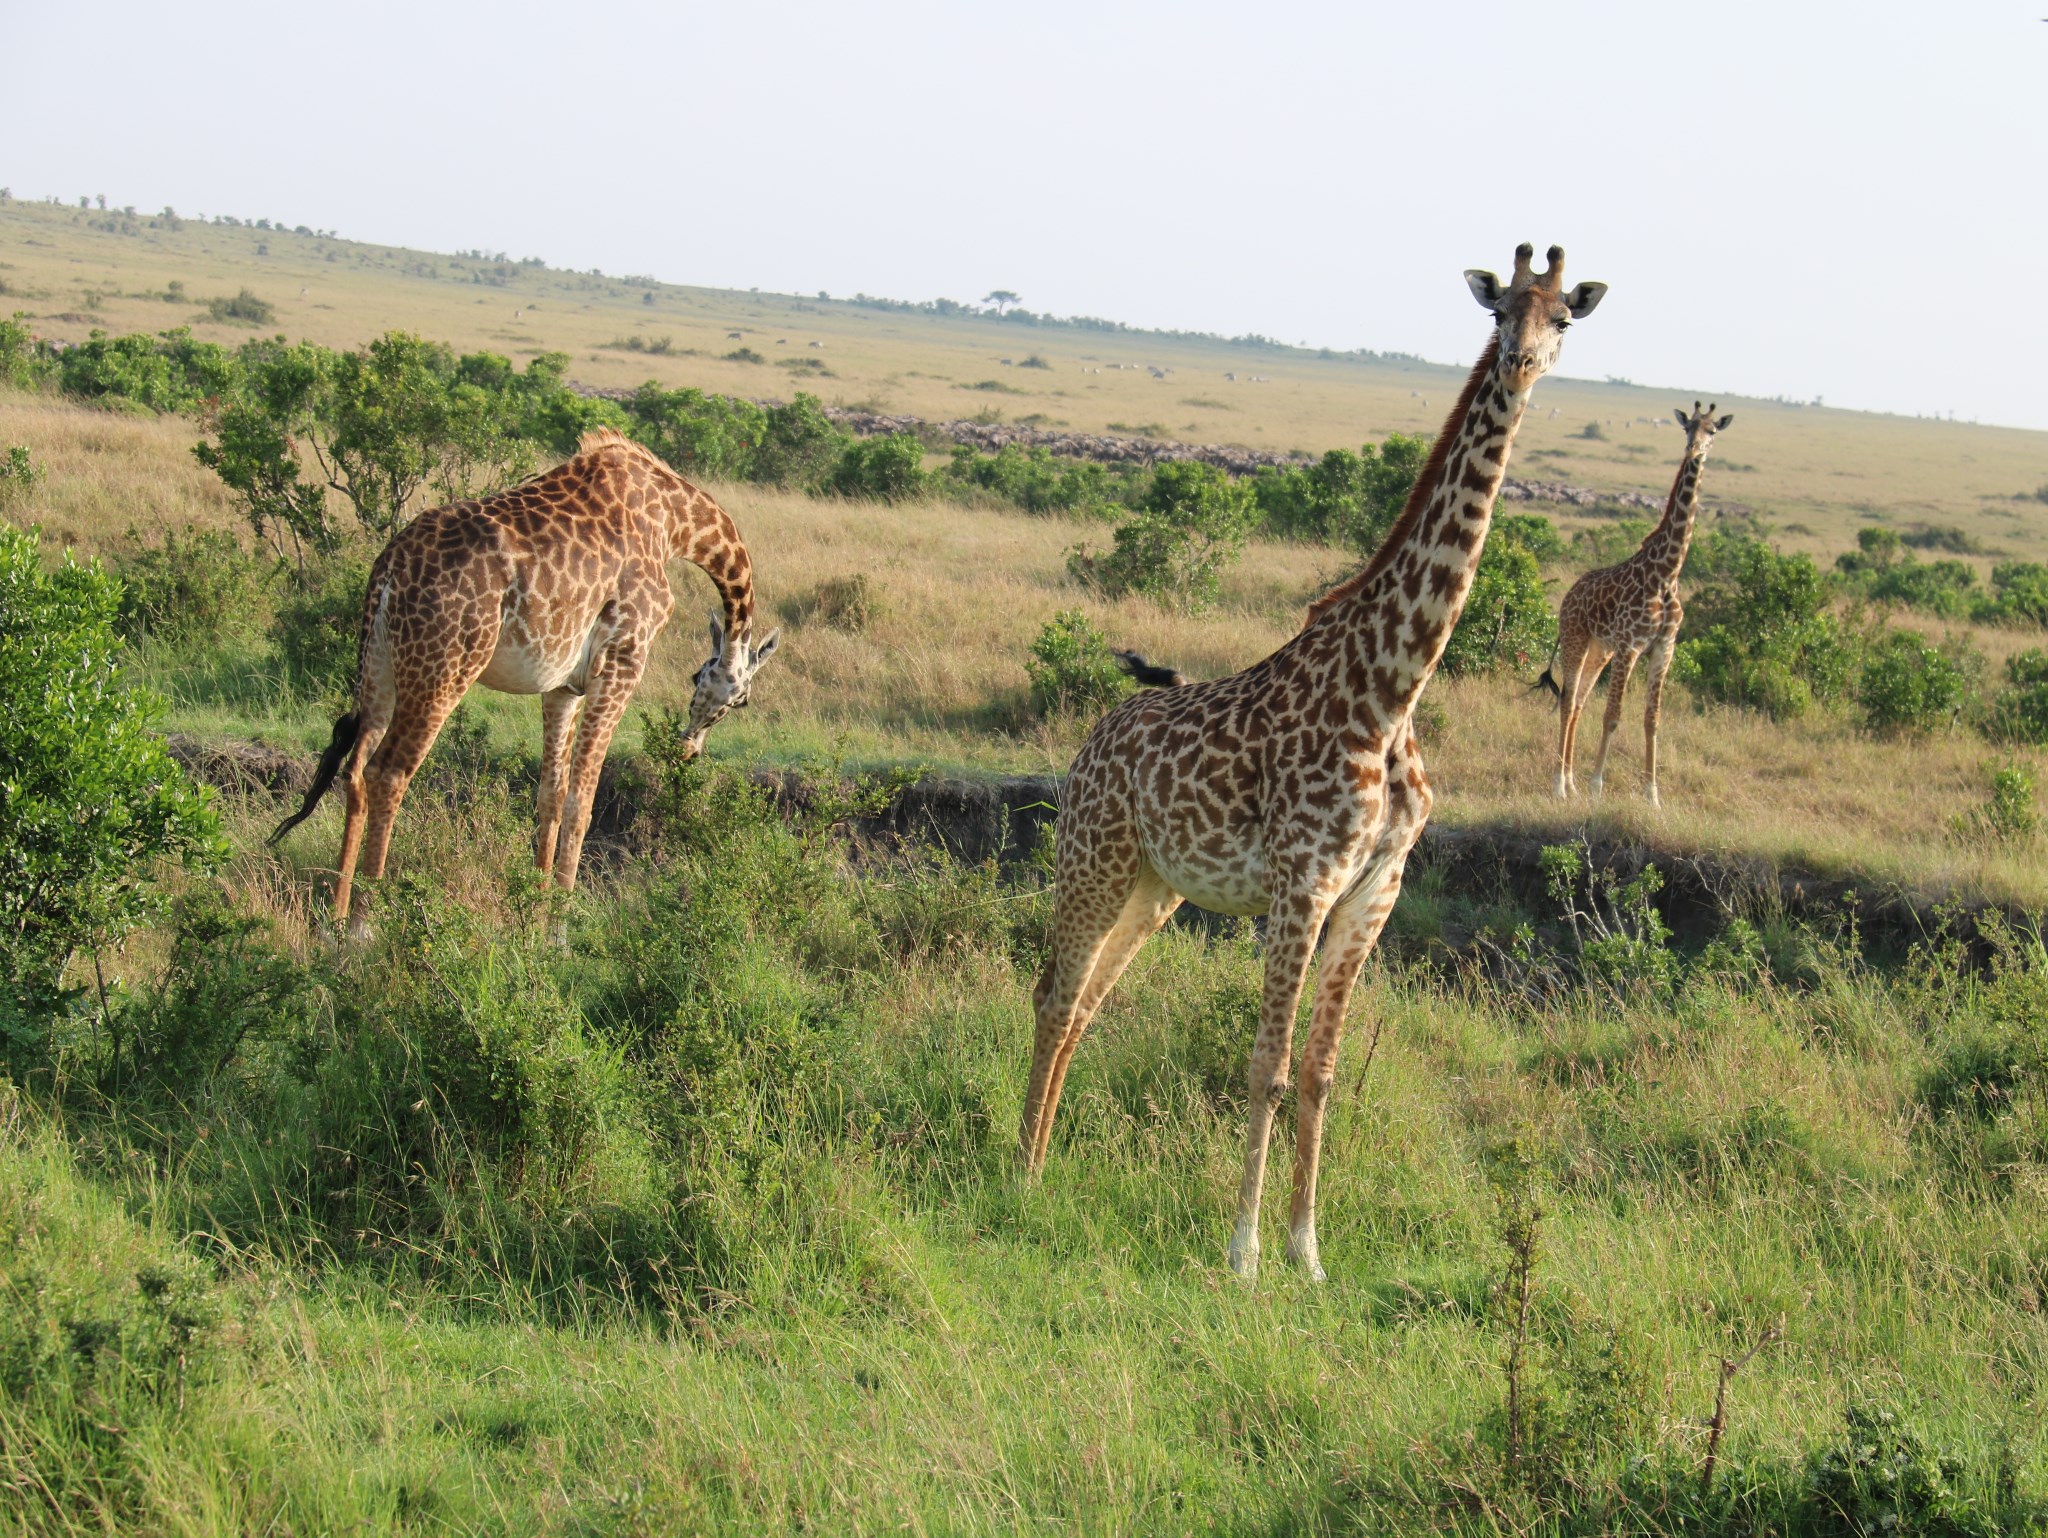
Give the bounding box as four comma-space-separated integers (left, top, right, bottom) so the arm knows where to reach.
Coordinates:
1642, 625, 1679, 808
1231, 885, 1332, 1280
552, 641, 651, 895
534, 688, 582, 874
1588, 648, 1640, 799
1287, 764, 1428, 1280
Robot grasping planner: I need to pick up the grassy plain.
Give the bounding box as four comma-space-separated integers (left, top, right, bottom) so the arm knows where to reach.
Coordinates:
6, 196, 2046, 565
5, 380, 2047, 908
6, 198, 2048, 1535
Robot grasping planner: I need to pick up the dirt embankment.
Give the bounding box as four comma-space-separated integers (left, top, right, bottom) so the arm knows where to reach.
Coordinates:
176, 736, 2027, 956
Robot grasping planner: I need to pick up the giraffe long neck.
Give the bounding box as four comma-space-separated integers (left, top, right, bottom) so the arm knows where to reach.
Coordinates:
1632, 448, 1708, 586
1304, 337, 1526, 722
667, 490, 757, 644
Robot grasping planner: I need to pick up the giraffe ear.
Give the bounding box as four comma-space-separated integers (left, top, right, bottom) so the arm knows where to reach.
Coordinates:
1674, 405, 1695, 431
707, 614, 725, 657
1715, 412, 1735, 432
1463, 269, 1504, 311
749, 628, 781, 672
1564, 281, 1607, 319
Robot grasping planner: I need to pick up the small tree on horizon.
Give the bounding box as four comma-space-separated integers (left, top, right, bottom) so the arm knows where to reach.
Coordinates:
983, 290, 1021, 316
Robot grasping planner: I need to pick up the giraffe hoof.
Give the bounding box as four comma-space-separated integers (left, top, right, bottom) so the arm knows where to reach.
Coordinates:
1285, 1232, 1326, 1282
1588, 776, 1605, 799
1644, 786, 1662, 809
1227, 1220, 1261, 1280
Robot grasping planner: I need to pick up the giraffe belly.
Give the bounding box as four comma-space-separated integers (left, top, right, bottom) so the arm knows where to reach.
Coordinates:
478, 634, 566, 694
1145, 841, 1271, 917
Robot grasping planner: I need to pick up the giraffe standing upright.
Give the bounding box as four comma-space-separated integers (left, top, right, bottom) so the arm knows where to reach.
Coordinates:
1542, 402, 1732, 806
271, 429, 780, 930
1019, 245, 1606, 1279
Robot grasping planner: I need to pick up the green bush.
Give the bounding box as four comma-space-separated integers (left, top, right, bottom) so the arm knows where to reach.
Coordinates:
114, 525, 275, 649
56, 327, 235, 414
1441, 535, 1556, 676
1855, 630, 1977, 735
1067, 460, 1258, 611
1975, 561, 2048, 629
272, 549, 370, 705
1492, 512, 1563, 564
0, 527, 224, 1060
827, 432, 927, 502
0, 443, 42, 509
1250, 434, 1426, 549
0, 314, 56, 389
1985, 648, 2048, 745
1802, 1395, 2004, 1537
1953, 763, 2039, 849
1570, 518, 1653, 570
1025, 610, 1133, 717
204, 288, 275, 325
944, 443, 1128, 516
1673, 538, 1853, 719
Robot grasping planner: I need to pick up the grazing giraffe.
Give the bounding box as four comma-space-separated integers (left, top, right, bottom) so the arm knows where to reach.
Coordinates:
271, 429, 779, 931
1541, 402, 1731, 805
1019, 245, 1606, 1279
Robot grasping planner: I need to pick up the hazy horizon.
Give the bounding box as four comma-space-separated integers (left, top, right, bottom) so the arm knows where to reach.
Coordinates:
5, 1, 2045, 431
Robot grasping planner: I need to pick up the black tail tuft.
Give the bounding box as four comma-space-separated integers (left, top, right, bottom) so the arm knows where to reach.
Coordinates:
269, 712, 360, 846
1531, 668, 1562, 699
1112, 648, 1190, 689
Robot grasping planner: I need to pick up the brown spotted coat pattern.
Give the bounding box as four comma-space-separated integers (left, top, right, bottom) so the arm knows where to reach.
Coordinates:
1018, 246, 1608, 1280
1550, 403, 1731, 806
321, 429, 775, 928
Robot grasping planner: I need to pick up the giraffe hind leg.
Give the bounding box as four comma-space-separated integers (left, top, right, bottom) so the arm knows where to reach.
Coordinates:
1020, 863, 1177, 1173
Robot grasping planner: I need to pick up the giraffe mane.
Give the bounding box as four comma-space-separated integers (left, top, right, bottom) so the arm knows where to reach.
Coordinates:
1302, 336, 1500, 630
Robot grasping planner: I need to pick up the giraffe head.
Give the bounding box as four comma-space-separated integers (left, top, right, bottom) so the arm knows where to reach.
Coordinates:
679, 615, 781, 759
1675, 400, 1734, 455
1463, 243, 1607, 394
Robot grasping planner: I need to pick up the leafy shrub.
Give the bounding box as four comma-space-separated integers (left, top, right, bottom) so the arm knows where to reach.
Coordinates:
1838, 532, 1980, 617
56, 327, 235, 413
272, 549, 370, 705
0, 526, 224, 1059
204, 288, 274, 325
1067, 460, 1258, 611
1570, 517, 1652, 570
1855, 630, 1977, 735
1975, 561, 2048, 629
827, 432, 927, 502
1026, 610, 1132, 717
1493, 512, 1563, 564
0, 443, 42, 508
1540, 844, 1680, 1000
1950, 763, 2038, 851
114, 525, 275, 648
1984, 648, 2048, 745
1802, 1395, 2002, 1537
1673, 538, 1853, 719
1441, 536, 1555, 676
1576, 421, 1606, 440
0, 314, 56, 389
944, 444, 1128, 516
749, 392, 846, 489
1251, 433, 1426, 549
722, 347, 765, 364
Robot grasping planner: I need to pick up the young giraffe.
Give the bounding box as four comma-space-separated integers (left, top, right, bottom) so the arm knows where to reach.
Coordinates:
1543, 402, 1731, 805
1020, 245, 1606, 1279
271, 429, 780, 930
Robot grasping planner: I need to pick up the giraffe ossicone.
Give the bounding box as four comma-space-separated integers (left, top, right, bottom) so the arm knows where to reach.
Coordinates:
1019, 245, 1605, 1281
270, 428, 777, 932
1542, 402, 1731, 806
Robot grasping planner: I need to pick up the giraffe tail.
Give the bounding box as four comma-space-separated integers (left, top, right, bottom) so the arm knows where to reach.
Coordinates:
1530, 644, 1562, 699
269, 711, 360, 846
1112, 648, 1190, 689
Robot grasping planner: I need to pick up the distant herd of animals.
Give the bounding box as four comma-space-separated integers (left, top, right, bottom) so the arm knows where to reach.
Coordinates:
272, 243, 1742, 1279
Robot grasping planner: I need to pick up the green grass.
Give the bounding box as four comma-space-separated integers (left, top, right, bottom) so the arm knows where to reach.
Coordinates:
6, 763, 2048, 1534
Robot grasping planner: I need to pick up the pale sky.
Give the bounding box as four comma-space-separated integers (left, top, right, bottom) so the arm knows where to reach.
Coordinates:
5, 1, 2046, 428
